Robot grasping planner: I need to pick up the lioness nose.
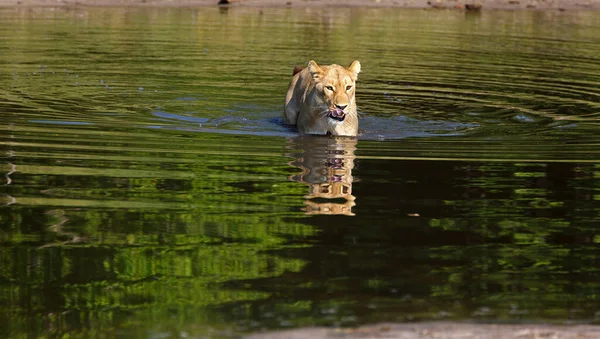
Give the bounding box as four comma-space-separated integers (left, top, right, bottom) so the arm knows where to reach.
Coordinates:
335, 104, 347, 110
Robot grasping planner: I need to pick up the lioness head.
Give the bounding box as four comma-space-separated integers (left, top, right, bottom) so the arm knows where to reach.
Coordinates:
308, 60, 361, 123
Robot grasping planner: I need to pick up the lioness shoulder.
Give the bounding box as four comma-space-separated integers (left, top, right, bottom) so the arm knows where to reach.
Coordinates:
284, 60, 361, 136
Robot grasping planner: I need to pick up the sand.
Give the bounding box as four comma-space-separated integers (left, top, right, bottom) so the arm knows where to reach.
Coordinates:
246, 322, 600, 339
1, 0, 599, 11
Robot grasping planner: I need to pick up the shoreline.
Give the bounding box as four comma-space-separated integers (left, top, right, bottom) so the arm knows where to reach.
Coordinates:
1, 0, 600, 11
245, 322, 600, 339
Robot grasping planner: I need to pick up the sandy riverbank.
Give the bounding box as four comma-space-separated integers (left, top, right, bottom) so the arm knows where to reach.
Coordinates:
245, 322, 600, 339
1, 0, 599, 11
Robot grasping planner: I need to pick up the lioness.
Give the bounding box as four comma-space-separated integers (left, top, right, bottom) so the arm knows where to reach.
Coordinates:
284, 60, 361, 136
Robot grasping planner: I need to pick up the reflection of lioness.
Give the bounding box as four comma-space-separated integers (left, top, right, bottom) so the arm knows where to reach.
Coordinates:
287, 136, 357, 216
284, 60, 361, 136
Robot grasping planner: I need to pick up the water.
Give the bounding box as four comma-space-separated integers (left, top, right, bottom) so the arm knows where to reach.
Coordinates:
1, 6, 600, 338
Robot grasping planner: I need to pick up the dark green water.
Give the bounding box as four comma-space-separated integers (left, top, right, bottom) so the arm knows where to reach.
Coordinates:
1, 6, 600, 338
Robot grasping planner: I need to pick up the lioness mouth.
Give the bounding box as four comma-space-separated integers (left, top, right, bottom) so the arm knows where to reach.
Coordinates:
328, 108, 346, 122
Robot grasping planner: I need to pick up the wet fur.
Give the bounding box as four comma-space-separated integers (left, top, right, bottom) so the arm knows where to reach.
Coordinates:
284, 60, 361, 136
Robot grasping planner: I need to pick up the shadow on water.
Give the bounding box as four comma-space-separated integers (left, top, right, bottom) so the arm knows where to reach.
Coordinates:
217, 157, 600, 333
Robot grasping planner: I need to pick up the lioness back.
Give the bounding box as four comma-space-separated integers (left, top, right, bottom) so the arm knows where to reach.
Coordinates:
284, 60, 361, 137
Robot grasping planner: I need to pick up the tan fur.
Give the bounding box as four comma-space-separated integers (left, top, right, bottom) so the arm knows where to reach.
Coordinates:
288, 136, 357, 216
284, 60, 361, 136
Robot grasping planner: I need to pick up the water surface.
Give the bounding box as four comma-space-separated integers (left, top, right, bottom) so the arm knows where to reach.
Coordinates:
1, 6, 600, 338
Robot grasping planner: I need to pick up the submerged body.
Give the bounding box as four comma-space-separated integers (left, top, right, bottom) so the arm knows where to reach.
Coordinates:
284, 60, 361, 136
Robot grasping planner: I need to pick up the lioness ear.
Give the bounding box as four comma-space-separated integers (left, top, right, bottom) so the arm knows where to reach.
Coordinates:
307, 60, 323, 81
347, 60, 361, 80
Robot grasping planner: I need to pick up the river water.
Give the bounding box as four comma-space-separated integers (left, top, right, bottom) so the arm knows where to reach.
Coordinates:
1, 6, 600, 338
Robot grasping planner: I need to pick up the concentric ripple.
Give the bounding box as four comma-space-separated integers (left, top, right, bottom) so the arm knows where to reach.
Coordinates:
1, 8, 599, 146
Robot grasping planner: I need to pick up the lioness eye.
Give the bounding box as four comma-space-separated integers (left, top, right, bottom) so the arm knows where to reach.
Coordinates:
346, 85, 352, 91
326, 86, 334, 91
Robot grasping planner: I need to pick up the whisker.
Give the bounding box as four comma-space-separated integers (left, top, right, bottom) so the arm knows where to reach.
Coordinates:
317, 108, 330, 118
